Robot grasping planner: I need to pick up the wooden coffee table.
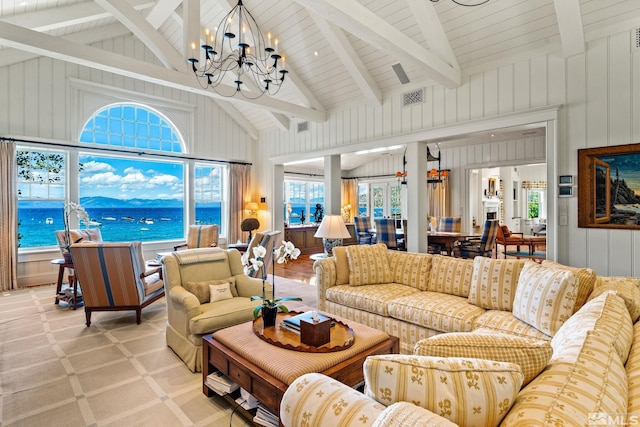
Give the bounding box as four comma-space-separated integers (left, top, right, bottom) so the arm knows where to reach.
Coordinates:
202, 311, 398, 424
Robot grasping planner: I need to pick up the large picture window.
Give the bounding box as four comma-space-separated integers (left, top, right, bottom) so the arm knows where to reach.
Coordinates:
284, 179, 325, 225
17, 103, 229, 250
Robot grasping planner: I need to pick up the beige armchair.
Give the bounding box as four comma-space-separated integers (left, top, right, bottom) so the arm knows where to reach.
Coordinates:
162, 247, 267, 372
173, 224, 219, 251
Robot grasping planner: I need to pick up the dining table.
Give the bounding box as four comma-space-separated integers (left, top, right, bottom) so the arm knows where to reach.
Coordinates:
427, 231, 481, 256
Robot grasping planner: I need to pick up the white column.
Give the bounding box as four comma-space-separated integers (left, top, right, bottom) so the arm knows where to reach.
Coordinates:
406, 141, 428, 253
324, 155, 342, 215
272, 164, 285, 233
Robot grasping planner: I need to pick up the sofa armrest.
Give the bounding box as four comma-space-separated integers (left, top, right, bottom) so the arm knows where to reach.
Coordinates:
313, 258, 337, 311
235, 274, 270, 298
373, 402, 459, 427
167, 286, 202, 336
281, 373, 385, 427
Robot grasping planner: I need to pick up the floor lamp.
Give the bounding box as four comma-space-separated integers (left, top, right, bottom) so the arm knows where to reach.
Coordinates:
314, 215, 352, 256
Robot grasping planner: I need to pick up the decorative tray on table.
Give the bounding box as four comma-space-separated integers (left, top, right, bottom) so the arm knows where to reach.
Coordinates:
252, 311, 355, 353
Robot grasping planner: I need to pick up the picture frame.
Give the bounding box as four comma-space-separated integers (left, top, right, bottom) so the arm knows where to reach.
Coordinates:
577, 143, 640, 229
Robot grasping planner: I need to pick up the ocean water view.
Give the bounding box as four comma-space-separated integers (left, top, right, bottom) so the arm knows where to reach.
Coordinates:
19, 207, 221, 248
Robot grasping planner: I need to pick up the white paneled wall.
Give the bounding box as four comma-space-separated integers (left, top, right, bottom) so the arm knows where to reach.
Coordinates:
260, 30, 640, 277
0, 35, 255, 287
0, 35, 254, 161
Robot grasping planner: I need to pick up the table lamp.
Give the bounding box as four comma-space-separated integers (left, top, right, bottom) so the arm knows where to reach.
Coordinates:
314, 215, 352, 256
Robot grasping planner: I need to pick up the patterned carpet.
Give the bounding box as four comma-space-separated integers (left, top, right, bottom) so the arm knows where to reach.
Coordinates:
0, 276, 317, 427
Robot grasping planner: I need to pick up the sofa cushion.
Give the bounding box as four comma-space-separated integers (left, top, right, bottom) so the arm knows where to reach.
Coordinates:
626, 321, 640, 415
189, 297, 257, 334
413, 331, 552, 385
472, 310, 551, 340
427, 255, 474, 297
503, 306, 629, 426
468, 257, 525, 311
541, 260, 596, 311
281, 373, 385, 427
387, 251, 432, 291
347, 244, 392, 286
364, 354, 523, 427
209, 282, 234, 302
326, 284, 419, 317
512, 261, 579, 336
183, 277, 238, 304
589, 276, 640, 322
387, 291, 485, 334
552, 291, 633, 364
373, 402, 458, 427
332, 246, 350, 285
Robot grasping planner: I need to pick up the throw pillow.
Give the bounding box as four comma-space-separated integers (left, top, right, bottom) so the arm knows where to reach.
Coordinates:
541, 260, 597, 311
427, 255, 474, 297
413, 330, 552, 385
183, 277, 238, 304
364, 354, 523, 427
209, 283, 234, 302
468, 257, 525, 311
346, 244, 392, 286
332, 246, 350, 286
512, 261, 579, 336
588, 276, 640, 323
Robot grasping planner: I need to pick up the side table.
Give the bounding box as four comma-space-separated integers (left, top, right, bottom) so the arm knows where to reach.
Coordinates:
51, 258, 81, 310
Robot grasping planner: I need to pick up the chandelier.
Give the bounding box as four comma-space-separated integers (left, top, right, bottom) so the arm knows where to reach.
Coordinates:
427, 145, 450, 188
187, 0, 288, 99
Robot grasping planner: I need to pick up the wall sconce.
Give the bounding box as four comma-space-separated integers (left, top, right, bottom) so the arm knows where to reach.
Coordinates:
245, 202, 259, 216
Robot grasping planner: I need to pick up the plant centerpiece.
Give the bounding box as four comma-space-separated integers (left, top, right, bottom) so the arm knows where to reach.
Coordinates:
242, 240, 302, 327
62, 202, 90, 262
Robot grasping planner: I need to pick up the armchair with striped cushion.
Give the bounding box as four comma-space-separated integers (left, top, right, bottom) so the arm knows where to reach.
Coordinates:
69, 242, 165, 327
173, 224, 219, 251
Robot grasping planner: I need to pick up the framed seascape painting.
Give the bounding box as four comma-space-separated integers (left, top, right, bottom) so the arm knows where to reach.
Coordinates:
577, 143, 640, 229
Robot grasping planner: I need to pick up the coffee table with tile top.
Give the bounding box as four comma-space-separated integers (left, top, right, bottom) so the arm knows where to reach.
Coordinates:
202, 309, 398, 423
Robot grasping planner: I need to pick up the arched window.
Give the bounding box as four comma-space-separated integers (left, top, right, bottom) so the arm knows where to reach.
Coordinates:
18, 104, 226, 249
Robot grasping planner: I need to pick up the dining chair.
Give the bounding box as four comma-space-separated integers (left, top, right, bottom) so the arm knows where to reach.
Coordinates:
353, 216, 374, 245
437, 217, 462, 233
453, 220, 499, 259
244, 230, 281, 278
374, 218, 402, 250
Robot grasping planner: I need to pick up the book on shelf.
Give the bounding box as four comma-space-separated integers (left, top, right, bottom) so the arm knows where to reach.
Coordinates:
205, 371, 239, 395
282, 311, 334, 331
253, 403, 278, 427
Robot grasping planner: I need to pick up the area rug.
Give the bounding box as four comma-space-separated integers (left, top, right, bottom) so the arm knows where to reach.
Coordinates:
0, 275, 316, 427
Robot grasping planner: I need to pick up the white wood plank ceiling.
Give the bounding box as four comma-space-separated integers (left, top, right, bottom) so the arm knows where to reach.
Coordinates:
0, 0, 639, 135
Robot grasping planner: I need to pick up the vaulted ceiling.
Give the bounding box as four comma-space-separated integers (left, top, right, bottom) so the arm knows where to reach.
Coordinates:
1, 0, 640, 140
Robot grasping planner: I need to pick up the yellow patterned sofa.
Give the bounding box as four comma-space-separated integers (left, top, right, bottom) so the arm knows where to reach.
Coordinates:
285, 243, 640, 426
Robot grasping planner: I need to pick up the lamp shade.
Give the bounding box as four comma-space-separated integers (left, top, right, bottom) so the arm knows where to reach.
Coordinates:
314, 215, 351, 239
245, 202, 259, 211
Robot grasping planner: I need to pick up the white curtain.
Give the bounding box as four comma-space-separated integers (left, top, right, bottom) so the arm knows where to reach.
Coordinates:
427, 176, 450, 218
0, 140, 17, 291
228, 164, 251, 244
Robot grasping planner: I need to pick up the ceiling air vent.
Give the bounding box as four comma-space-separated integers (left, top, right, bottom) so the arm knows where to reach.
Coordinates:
633, 27, 640, 52
297, 121, 309, 133
402, 88, 425, 108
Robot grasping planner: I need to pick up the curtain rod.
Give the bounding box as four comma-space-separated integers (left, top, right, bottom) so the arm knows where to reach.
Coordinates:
285, 171, 392, 180
1, 136, 252, 166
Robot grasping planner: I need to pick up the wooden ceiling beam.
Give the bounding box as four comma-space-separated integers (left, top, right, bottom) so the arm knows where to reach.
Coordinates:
292, 0, 461, 88
0, 21, 326, 123
553, 0, 585, 58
